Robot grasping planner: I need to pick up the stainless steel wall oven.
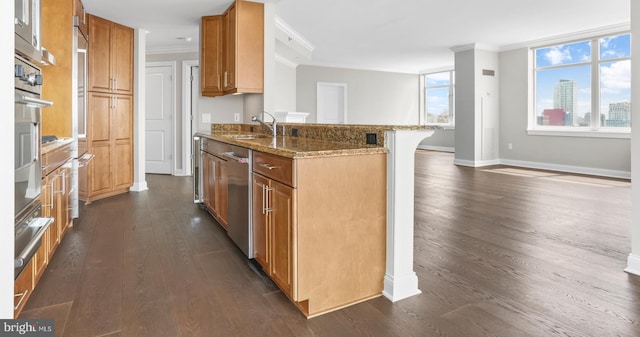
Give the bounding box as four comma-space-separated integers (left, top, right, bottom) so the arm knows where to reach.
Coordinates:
14, 55, 53, 279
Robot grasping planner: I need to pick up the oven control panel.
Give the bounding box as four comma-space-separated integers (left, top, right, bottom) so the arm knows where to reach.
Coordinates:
15, 55, 42, 94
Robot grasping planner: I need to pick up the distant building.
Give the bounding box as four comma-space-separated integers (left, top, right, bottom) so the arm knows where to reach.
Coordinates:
606, 102, 631, 127
554, 79, 577, 125
542, 108, 565, 126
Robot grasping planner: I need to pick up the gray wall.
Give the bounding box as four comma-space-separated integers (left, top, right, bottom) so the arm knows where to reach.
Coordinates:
296, 65, 420, 125
418, 129, 455, 152
499, 48, 630, 176
275, 60, 296, 112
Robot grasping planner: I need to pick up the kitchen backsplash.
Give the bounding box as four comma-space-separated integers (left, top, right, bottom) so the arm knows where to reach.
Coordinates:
211, 123, 431, 147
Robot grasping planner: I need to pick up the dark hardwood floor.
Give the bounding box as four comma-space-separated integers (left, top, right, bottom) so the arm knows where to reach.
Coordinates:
20, 150, 640, 337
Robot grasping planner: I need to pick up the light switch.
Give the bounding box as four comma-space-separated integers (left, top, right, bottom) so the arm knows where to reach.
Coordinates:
202, 113, 211, 123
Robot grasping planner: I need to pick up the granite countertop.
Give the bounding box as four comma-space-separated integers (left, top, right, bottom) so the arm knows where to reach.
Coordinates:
197, 131, 386, 158
42, 138, 74, 154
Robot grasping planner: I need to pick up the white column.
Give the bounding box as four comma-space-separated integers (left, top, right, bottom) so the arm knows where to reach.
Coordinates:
625, 1, 640, 275
130, 28, 148, 192
383, 129, 434, 302
1, 0, 15, 318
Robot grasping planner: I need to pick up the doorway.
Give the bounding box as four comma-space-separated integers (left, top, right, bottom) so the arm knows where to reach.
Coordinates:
317, 82, 347, 124
145, 62, 175, 174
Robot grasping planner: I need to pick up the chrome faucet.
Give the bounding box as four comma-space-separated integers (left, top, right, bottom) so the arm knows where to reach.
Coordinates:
251, 111, 278, 138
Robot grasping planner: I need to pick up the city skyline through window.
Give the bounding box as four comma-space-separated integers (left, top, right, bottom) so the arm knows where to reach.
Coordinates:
534, 33, 631, 129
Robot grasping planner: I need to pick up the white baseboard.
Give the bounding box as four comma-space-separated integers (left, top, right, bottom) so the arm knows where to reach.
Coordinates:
625, 254, 640, 276
417, 145, 455, 153
454, 158, 500, 167
500, 158, 631, 179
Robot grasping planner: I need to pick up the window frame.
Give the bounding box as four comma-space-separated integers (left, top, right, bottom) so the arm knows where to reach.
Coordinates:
422, 70, 455, 128
529, 32, 631, 139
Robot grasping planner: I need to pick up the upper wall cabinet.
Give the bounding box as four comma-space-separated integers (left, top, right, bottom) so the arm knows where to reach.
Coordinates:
201, 0, 264, 97
74, 0, 88, 38
88, 14, 133, 95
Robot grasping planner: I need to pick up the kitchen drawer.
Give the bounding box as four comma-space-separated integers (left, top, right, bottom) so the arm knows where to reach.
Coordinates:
253, 151, 295, 187
42, 143, 72, 176
204, 138, 233, 157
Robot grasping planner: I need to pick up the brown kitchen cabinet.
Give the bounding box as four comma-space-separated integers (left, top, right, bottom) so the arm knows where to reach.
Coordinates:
252, 150, 387, 318
40, 0, 74, 137
200, 0, 263, 97
74, 0, 88, 38
253, 151, 295, 298
202, 146, 229, 228
42, 172, 60, 259
200, 16, 223, 96
253, 171, 295, 297
88, 14, 133, 95
14, 259, 34, 317
82, 92, 133, 203
15, 142, 74, 317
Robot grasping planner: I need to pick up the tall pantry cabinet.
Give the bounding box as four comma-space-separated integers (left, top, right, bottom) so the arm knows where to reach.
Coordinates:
81, 14, 134, 203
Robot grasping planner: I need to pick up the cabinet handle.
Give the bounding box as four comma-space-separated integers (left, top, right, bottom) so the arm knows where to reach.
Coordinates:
217, 73, 221, 89
61, 170, 66, 195
114, 78, 118, 91
265, 185, 272, 214
261, 184, 266, 215
259, 163, 279, 170
14, 290, 29, 310
224, 71, 228, 88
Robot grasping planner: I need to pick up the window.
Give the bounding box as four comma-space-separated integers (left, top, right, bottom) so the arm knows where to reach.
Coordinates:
533, 33, 631, 133
424, 70, 454, 126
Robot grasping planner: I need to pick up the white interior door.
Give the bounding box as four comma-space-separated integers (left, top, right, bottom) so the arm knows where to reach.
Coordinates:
317, 82, 347, 124
145, 63, 174, 174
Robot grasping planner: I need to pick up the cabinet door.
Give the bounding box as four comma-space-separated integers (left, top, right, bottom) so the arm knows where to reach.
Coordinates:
253, 174, 270, 270
222, 4, 236, 90
54, 167, 68, 238
33, 236, 48, 284
14, 259, 34, 317
111, 23, 134, 95
42, 174, 59, 259
75, 0, 88, 38
88, 15, 112, 93
201, 16, 223, 96
203, 153, 216, 213
112, 95, 133, 189
90, 144, 112, 194
214, 157, 228, 228
270, 181, 294, 297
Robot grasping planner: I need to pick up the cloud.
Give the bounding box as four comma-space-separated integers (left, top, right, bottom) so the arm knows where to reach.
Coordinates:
601, 60, 630, 91
545, 46, 572, 65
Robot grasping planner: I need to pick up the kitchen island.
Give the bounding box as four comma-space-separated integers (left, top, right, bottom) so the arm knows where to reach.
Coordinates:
197, 122, 434, 318
197, 125, 388, 318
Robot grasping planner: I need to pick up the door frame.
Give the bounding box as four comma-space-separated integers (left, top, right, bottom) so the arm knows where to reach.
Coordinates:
145, 61, 177, 174
316, 82, 347, 124
182, 60, 198, 176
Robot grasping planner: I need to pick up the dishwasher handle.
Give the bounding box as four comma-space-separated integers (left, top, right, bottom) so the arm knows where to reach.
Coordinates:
222, 152, 249, 164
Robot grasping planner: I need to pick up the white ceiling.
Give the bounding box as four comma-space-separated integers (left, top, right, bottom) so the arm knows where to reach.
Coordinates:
82, 0, 630, 74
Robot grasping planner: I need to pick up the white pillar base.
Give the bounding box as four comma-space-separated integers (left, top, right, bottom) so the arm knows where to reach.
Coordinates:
625, 253, 640, 275
129, 181, 148, 192
383, 273, 422, 302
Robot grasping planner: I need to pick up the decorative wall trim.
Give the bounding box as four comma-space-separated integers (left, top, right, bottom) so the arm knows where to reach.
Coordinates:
417, 145, 454, 153
500, 158, 631, 180
454, 158, 500, 167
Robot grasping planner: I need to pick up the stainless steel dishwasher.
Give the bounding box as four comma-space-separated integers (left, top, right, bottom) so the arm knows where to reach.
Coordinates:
222, 145, 253, 258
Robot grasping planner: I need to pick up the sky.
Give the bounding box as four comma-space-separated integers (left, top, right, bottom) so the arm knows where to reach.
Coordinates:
425, 33, 631, 124
534, 33, 631, 120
